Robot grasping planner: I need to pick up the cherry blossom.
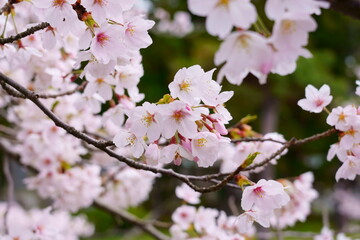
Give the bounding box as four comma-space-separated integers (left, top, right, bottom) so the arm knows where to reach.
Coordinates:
314, 227, 334, 240
171, 205, 197, 230
191, 131, 226, 167
160, 143, 193, 165
124, 16, 155, 50
335, 156, 360, 181
327, 106, 358, 131
160, 100, 203, 139
175, 183, 201, 204
298, 84, 333, 113
215, 31, 273, 85
98, 167, 157, 209
84, 74, 116, 101
241, 179, 290, 212
168, 65, 205, 105
237, 209, 272, 233
90, 24, 125, 64
188, 0, 257, 38
265, 0, 329, 20
127, 102, 161, 142
32, 0, 80, 34
113, 129, 146, 158
81, 0, 129, 24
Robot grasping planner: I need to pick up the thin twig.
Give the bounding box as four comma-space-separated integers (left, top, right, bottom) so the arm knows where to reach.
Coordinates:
293, 128, 337, 146
0, 81, 87, 99
36, 82, 87, 99
232, 138, 286, 144
94, 201, 170, 240
0, 22, 50, 44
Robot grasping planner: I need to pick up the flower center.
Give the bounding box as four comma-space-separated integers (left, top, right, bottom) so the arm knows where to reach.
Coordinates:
126, 26, 136, 36
217, 0, 230, 6
127, 135, 136, 145
180, 212, 188, 219
281, 20, 296, 35
237, 34, 251, 49
94, 0, 107, 6
96, 78, 104, 84
346, 128, 356, 136
196, 138, 208, 147
349, 160, 356, 168
315, 99, 324, 107
172, 110, 185, 122
253, 186, 265, 197
179, 80, 191, 92
96, 32, 110, 47
53, 0, 65, 7
338, 112, 346, 121
142, 112, 155, 127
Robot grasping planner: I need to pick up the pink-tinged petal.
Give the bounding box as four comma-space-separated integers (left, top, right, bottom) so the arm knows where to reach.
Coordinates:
147, 124, 161, 142
305, 84, 318, 101
215, 33, 239, 65
206, 6, 233, 38
236, 213, 254, 234
241, 187, 255, 211
229, 0, 257, 29
160, 145, 177, 164
265, 0, 285, 20
335, 158, 360, 182
178, 146, 193, 161
179, 120, 197, 139
98, 83, 113, 101
113, 130, 132, 148
132, 140, 145, 158
119, 0, 135, 11
188, 0, 217, 16
84, 82, 98, 96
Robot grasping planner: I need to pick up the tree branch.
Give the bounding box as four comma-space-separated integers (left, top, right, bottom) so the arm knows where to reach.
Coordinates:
94, 201, 170, 240
232, 137, 286, 144
0, 72, 338, 193
0, 22, 50, 45
0, 80, 87, 100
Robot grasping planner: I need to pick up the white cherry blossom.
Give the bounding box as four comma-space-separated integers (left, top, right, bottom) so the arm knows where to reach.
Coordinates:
113, 129, 146, 158
175, 183, 201, 204
160, 100, 202, 139
241, 179, 290, 212
188, 0, 257, 38
298, 84, 333, 113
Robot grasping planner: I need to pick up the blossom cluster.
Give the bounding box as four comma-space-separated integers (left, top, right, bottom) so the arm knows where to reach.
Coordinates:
237, 179, 290, 233
171, 184, 252, 240
314, 227, 355, 240
220, 132, 287, 173
0, 203, 94, 240
98, 167, 157, 209
171, 205, 250, 240
297, 84, 360, 181
327, 104, 360, 181
334, 189, 360, 220
113, 65, 233, 168
188, 0, 329, 85
271, 172, 318, 229
154, 8, 194, 37
171, 178, 292, 238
